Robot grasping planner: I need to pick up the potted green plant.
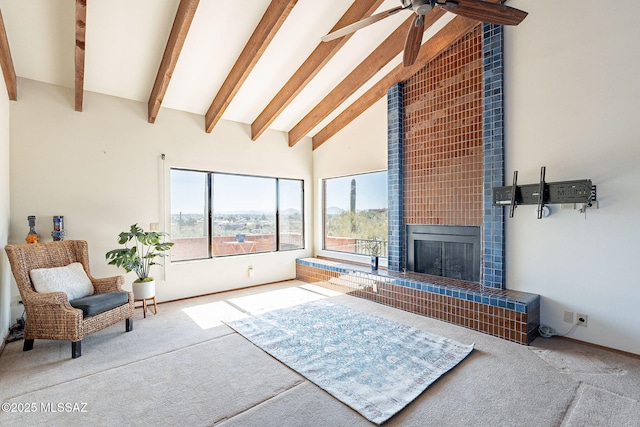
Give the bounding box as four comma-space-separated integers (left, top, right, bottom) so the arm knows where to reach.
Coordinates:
105, 224, 174, 300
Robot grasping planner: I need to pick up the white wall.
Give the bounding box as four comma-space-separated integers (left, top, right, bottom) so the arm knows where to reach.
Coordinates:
0, 72, 11, 339
504, 0, 640, 354
312, 95, 388, 264
9, 78, 313, 306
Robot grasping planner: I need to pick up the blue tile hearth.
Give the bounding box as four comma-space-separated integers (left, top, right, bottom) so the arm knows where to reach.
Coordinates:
296, 258, 541, 345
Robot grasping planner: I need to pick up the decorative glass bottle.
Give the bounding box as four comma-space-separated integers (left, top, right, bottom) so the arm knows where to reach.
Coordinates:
52, 215, 66, 241
26, 215, 39, 244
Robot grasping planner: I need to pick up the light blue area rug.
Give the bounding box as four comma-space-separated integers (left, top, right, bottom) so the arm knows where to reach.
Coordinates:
224, 299, 474, 424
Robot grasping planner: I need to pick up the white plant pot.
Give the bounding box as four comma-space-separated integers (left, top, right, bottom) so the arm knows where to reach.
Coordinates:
132, 279, 156, 300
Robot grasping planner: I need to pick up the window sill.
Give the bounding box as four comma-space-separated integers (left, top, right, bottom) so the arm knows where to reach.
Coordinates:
315, 250, 388, 270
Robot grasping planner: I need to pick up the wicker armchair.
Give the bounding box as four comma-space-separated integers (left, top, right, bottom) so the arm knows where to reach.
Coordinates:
4, 240, 134, 358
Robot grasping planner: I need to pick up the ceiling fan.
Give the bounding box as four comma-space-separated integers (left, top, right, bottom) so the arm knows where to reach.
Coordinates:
322, 0, 527, 67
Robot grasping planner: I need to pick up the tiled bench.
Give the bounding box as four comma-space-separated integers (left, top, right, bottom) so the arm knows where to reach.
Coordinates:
296, 257, 540, 345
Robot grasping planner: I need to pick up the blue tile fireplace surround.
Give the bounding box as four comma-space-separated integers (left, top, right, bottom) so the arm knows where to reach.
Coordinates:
297, 24, 540, 345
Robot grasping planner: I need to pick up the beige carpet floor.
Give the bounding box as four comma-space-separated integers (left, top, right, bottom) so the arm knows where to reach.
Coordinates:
1, 280, 639, 426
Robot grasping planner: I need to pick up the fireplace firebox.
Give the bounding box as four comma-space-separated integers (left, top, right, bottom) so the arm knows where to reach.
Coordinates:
406, 225, 481, 282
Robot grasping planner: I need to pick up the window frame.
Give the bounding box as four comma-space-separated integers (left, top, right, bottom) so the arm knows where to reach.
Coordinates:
321, 170, 388, 265
170, 168, 304, 262
277, 178, 305, 252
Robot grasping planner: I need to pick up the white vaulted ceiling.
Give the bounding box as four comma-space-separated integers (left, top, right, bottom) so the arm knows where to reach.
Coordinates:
0, 0, 485, 148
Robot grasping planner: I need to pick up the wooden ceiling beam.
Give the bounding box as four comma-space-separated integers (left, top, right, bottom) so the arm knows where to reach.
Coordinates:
205, 0, 298, 134
250, 0, 385, 142
312, 16, 480, 150
148, 0, 199, 124
287, 9, 446, 147
75, 0, 86, 111
0, 8, 17, 100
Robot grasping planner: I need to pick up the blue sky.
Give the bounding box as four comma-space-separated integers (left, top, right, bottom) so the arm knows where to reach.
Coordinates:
171, 170, 302, 214
171, 170, 206, 214
213, 173, 276, 212
171, 169, 386, 214
324, 171, 387, 211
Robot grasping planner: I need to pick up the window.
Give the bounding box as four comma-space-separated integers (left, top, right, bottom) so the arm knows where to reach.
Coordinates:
278, 179, 304, 251
170, 169, 304, 261
323, 171, 388, 258
170, 170, 209, 261
213, 174, 276, 256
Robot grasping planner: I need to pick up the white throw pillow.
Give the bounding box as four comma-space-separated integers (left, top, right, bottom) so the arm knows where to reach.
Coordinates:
29, 262, 95, 301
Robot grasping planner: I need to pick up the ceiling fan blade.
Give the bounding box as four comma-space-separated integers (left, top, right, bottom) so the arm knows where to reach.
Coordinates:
322, 6, 406, 42
439, 0, 527, 26
403, 14, 425, 67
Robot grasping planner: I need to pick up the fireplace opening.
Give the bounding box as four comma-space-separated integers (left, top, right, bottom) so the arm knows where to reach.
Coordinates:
407, 225, 480, 282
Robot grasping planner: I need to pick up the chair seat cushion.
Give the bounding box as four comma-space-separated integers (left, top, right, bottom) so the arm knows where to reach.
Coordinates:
70, 292, 129, 317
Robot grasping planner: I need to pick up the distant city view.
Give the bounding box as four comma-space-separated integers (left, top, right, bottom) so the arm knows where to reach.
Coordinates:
170, 169, 304, 260
171, 209, 302, 239
169, 169, 387, 260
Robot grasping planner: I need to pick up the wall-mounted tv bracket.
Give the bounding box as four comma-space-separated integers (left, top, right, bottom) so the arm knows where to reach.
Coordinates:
493, 166, 594, 218
509, 170, 518, 218
536, 166, 546, 219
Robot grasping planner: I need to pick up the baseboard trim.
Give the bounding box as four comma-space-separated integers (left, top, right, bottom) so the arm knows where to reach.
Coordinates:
0, 330, 9, 358
558, 336, 640, 359
160, 277, 298, 306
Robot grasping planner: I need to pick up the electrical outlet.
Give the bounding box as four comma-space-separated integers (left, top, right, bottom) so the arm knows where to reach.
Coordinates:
150, 223, 160, 231
576, 313, 588, 327
563, 311, 573, 323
